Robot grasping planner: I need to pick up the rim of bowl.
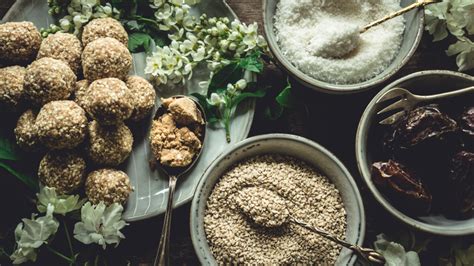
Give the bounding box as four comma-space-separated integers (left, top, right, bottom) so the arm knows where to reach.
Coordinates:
190, 133, 365, 264
262, 0, 425, 94
355, 70, 474, 236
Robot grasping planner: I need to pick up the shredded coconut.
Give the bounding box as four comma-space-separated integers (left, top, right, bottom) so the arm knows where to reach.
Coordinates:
274, 0, 405, 84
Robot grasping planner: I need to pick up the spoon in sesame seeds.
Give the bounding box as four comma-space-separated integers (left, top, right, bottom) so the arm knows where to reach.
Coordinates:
150, 95, 207, 266
312, 0, 441, 58
235, 187, 386, 264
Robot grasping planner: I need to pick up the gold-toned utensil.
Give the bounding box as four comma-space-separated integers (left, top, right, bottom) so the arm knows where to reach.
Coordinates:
235, 187, 386, 264
376, 86, 474, 125
152, 96, 207, 266
316, 0, 441, 58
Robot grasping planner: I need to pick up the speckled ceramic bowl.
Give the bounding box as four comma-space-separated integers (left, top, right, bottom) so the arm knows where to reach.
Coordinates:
262, 0, 424, 94
191, 134, 365, 265
356, 70, 474, 235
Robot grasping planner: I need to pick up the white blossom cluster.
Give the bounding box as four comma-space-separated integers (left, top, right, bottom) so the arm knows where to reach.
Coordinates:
42, 0, 120, 37
145, 1, 267, 86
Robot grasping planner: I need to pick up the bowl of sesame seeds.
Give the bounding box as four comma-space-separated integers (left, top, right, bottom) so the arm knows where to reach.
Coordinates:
190, 134, 365, 265
263, 0, 424, 94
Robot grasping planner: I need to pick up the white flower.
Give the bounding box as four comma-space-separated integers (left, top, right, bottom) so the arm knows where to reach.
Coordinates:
73, 202, 128, 249
227, 84, 237, 95
59, 17, 71, 31
207, 93, 226, 107
235, 79, 247, 90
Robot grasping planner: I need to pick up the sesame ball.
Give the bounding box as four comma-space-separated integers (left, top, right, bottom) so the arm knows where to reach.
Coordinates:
14, 109, 41, 151
126, 76, 156, 121
0, 22, 41, 63
85, 168, 133, 205
72, 79, 89, 109
24, 57, 76, 106
82, 37, 132, 81
0, 66, 26, 111
37, 32, 82, 73
82, 18, 128, 47
36, 100, 87, 150
86, 121, 133, 166
38, 150, 86, 194
83, 78, 133, 125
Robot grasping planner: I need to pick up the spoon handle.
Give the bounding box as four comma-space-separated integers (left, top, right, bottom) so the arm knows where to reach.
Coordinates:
154, 175, 178, 266
290, 217, 386, 265
361, 0, 436, 33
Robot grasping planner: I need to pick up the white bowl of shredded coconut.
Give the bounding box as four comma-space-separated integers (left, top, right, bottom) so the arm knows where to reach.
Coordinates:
190, 134, 365, 265
263, 0, 424, 93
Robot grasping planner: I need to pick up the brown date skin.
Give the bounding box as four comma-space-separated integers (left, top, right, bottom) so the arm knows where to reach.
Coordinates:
446, 151, 474, 218
461, 107, 474, 136
372, 160, 432, 215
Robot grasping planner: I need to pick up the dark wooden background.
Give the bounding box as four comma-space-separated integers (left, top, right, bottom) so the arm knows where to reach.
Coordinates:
1, 0, 473, 265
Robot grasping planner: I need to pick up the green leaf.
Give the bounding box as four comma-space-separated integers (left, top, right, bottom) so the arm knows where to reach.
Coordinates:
231, 87, 267, 108
10, 205, 59, 264
73, 202, 128, 249
37, 187, 86, 215
0, 136, 21, 161
208, 63, 244, 95
238, 51, 264, 73
447, 37, 474, 71
264, 105, 284, 121
454, 245, 474, 266
0, 161, 38, 191
275, 79, 296, 109
128, 32, 153, 53
374, 234, 421, 266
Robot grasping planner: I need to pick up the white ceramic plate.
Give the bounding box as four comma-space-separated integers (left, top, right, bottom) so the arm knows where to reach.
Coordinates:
3, 0, 255, 221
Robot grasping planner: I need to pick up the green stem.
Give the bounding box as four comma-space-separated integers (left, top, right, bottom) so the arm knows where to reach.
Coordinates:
62, 219, 75, 263
224, 107, 231, 143
46, 245, 74, 264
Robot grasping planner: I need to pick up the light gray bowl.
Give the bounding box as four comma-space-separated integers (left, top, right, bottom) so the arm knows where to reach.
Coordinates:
356, 70, 474, 235
191, 134, 365, 265
262, 0, 424, 94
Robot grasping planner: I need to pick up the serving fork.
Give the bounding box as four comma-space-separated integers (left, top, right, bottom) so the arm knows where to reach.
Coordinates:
376, 86, 474, 125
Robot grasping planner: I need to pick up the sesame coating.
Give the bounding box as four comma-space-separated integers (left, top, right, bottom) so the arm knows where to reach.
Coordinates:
35, 100, 88, 150
72, 79, 89, 109
37, 32, 82, 74
126, 76, 156, 121
82, 18, 128, 47
38, 150, 87, 195
86, 121, 133, 166
85, 168, 133, 205
83, 78, 133, 125
0, 65, 26, 111
82, 37, 132, 81
24, 57, 76, 106
14, 109, 41, 151
0, 22, 41, 63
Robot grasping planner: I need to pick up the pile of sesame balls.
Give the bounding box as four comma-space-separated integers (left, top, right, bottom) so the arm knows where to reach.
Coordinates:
0, 18, 157, 206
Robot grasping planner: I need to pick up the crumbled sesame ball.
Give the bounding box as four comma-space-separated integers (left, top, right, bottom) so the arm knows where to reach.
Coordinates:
0, 22, 41, 63
24, 57, 76, 106
36, 100, 87, 150
37, 32, 82, 73
83, 78, 133, 125
14, 109, 41, 151
82, 37, 132, 81
72, 79, 89, 109
85, 168, 133, 205
0, 65, 26, 111
86, 120, 133, 166
82, 18, 128, 47
126, 76, 156, 121
38, 150, 86, 194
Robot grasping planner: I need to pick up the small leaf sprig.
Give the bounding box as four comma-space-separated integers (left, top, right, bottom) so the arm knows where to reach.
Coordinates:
425, 0, 474, 71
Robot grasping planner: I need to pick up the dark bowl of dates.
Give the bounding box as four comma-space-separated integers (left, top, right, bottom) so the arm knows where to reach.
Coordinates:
356, 70, 474, 236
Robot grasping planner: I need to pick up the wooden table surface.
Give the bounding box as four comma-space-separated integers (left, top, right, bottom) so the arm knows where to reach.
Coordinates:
1, 1, 473, 265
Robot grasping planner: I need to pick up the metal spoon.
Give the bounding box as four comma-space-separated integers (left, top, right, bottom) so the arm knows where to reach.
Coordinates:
235, 187, 386, 264
151, 95, 206, 266
315, 0, 441, 58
